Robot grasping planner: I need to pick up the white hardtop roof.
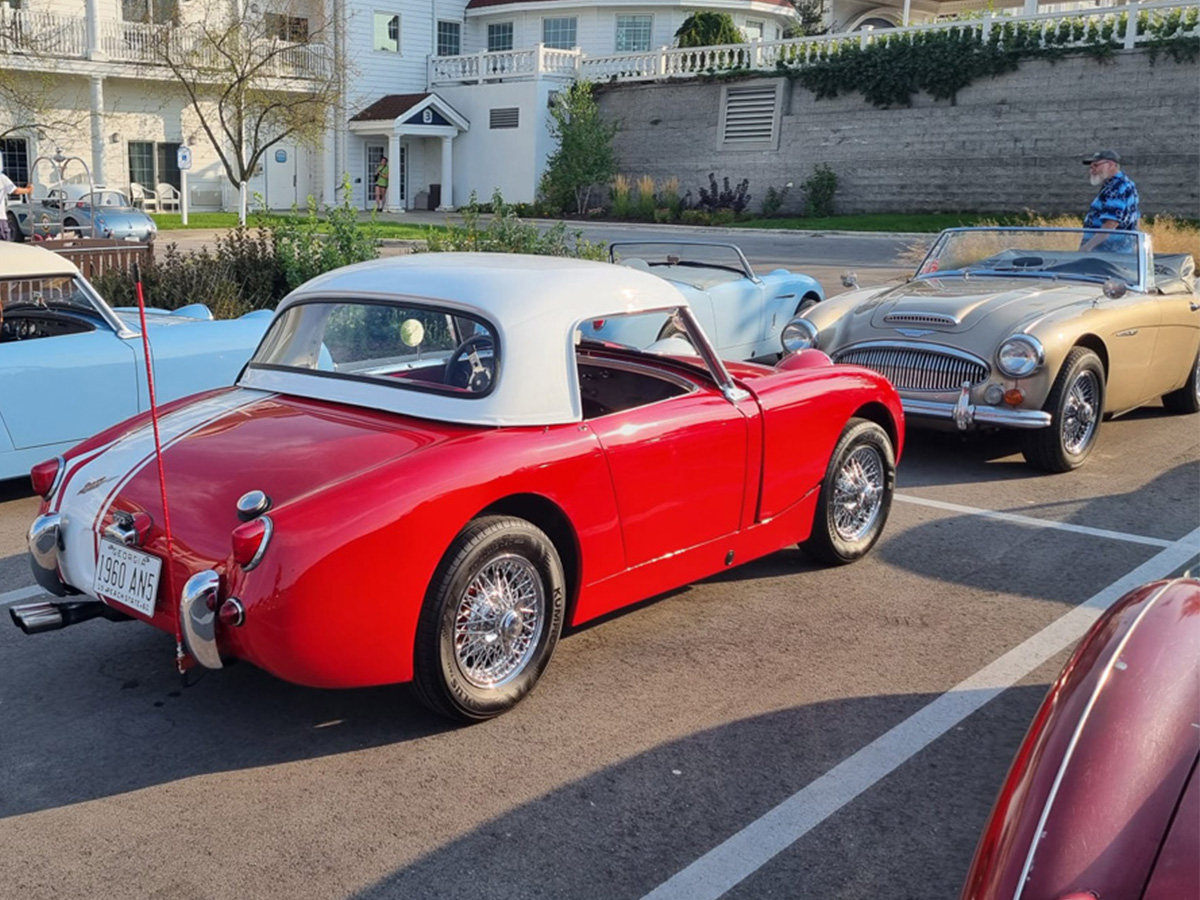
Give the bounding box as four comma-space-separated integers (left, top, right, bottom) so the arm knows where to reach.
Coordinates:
0, 242, 81, 279
238, 252, 695, 427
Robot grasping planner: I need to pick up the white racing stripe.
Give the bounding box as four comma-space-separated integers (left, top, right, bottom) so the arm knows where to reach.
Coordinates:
0, 586, 46, 607
640, 528, 1200, 900
895, 493, 1174, 548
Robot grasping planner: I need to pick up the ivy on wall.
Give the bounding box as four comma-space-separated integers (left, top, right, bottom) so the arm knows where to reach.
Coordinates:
781, 8, 1199, 108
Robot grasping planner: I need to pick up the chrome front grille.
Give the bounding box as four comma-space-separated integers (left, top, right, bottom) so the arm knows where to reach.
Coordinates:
835, 343, 988, 392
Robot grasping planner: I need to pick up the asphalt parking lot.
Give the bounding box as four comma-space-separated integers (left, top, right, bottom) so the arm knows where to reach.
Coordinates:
0, 231, 1197, 899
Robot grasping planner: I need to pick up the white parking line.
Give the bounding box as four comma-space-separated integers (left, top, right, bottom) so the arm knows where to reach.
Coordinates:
0, 585, 46, 607
640, 527, 1200, 900
895, 493, 1174, 548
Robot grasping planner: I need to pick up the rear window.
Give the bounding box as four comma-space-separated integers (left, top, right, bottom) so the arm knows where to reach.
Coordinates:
249, 299, 499, 396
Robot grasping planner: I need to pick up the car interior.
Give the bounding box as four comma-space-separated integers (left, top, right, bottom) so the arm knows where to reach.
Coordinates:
576, 353, 693, 419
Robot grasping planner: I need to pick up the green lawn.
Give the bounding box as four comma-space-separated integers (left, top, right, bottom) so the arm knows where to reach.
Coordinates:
150, 211, 439, 239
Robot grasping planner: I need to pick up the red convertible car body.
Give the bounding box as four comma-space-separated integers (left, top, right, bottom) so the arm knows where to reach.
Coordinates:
18, 253, 904, 719
961, 577, 1199, 900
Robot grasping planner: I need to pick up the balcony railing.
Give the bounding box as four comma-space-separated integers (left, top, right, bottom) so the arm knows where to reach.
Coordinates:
0, 7, 329, 79
429, 0, 1198, 86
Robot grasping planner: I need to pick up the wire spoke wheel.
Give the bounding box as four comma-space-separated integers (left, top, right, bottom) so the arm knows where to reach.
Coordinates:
1061, 370, 1100, 455
831, 445, 885, 542
453, 553, 545, 689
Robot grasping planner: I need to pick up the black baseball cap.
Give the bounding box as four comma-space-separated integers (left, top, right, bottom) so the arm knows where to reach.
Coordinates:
1082, 149, 1121, 165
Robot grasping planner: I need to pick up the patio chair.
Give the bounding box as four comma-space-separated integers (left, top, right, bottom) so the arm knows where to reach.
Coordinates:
130, 182, 158, 212
156, 182, 181, 213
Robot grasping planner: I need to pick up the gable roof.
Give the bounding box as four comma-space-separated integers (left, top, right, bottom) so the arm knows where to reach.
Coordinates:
350, 94, 432, 122
466, 0, 795, 9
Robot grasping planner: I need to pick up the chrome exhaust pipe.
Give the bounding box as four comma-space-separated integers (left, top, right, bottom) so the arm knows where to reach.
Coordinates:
10, 600, 131, 635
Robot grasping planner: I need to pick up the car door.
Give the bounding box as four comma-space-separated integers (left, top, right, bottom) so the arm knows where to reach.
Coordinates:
0, 292, 139, 455
1148, 293, 1200, 393
587, 386, 750, 568
708, 278, 766, 360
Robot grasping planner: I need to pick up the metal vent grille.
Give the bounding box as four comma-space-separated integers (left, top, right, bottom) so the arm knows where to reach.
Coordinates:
883, 311, 960, 327
723, 87, 777, 143
489, 107, 520, 129
835, 344, 988, 392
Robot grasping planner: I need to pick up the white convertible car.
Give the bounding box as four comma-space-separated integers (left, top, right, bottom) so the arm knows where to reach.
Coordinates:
588, 242, 824, 361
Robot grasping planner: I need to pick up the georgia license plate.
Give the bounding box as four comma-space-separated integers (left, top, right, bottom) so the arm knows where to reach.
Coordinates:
93, 539, 162, 616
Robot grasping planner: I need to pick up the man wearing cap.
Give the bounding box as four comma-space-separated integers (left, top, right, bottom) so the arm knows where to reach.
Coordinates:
1080, 149, 1139, 252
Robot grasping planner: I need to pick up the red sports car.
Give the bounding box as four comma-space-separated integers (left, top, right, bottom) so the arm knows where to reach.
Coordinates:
17, 253, 904, 720
961, 576, 1199, 900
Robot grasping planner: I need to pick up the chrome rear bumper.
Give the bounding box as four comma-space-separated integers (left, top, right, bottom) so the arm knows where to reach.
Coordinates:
28, 514, 77, 597
180, 570, 224, 670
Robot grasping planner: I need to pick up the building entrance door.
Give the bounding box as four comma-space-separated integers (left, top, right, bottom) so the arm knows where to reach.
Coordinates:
365, 143, 406, 210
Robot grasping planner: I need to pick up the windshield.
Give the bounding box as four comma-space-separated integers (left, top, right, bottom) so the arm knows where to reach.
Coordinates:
248, 299, 500, 396
0, 275, 100, 316
82, 191, 131, 208
609, 242, 753, 289
917, 228, 1144, 287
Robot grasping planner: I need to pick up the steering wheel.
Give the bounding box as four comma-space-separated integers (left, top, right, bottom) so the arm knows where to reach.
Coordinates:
444, 334, 495, 392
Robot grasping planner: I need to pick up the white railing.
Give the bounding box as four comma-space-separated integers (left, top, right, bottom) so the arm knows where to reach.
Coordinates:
428, 44, 581, 84
428, 0, 1197, 86
0, 5, 88, 58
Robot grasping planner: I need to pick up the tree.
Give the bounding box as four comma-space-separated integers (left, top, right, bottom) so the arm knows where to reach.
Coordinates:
539, 81, 618, 217
153, 0, 339, 223
674, 12, 744, 48
786, 0, 829, 37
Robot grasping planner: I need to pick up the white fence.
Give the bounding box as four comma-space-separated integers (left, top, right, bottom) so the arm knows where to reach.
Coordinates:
428, 0, 1198, 86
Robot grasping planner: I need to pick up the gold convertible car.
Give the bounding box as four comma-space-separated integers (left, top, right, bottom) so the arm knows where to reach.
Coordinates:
782, 227, 1198, 472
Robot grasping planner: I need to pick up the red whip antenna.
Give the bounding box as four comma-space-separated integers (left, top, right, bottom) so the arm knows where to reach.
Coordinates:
131, 260, 185, 674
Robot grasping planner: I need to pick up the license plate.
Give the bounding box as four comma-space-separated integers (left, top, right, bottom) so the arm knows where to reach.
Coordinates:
93, 539, 162, 617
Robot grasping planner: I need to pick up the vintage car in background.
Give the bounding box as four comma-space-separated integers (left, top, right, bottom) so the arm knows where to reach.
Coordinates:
0, 242, 273, 481
8, 186, 157, 242
595, 241, 824, 361
15, 253, 903, 722
782, 228, 1199, 471
961, 576, 1199, 900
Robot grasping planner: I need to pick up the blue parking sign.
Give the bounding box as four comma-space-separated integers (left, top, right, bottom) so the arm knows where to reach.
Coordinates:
176, 146, 192, 170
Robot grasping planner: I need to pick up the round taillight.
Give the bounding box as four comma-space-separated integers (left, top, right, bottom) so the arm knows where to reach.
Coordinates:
30, 457, 64, 500
231, 515, 272, 570
218, 598, 245, 628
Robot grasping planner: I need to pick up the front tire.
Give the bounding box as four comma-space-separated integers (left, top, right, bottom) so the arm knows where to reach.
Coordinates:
1022, 347, 1105, 472
413, 516, 565, 722
794, 293, 820, 316
801, 418, 896, 565
1161, 351, 1200, 414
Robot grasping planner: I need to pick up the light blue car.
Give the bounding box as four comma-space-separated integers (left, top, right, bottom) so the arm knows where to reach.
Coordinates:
0, 242, 272, 481
8, 187, 157, 242
587, 241, 825, 361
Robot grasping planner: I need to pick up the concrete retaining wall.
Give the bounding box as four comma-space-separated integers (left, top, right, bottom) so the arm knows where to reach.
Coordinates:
597, 51, 1200, 218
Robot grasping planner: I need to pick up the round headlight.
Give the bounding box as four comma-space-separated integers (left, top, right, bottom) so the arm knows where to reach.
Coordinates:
781, 318, 819, 354
996, 335, 1044, 378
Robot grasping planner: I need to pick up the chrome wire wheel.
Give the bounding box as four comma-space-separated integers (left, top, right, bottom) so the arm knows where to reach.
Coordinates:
1061, 369, 1101, 455
831, 445, 885, 542
453, 552, 545, 689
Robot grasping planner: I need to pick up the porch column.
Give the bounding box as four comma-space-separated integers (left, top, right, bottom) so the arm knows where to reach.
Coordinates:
90, 75, 106, 185
437, 135, 454, 211
86, 0, 105, 59
389, 131, 403, 211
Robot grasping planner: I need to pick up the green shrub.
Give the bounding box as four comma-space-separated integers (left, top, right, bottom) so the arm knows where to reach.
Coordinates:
801, 164, 838, 218
680, 209, 712, 226
761, 183, 793, 217
272, 177, 381, 291
653, 207, 674, 223
611, 174, 633, 218
423, 190, 607, 260
635, 175, 657, 221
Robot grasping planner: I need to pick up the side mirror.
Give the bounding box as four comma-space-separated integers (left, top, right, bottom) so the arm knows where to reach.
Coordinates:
1102, 279, 1127, 300
840, 272, 858, 289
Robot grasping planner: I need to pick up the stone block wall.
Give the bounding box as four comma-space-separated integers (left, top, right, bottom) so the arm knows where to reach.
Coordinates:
597, 51, 1200, 218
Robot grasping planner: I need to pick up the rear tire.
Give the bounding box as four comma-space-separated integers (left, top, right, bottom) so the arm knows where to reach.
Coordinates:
1161, 351, 1200, 414
801, 418, 896, 565
413, 516, 565, 722
6, 212, 23, 242
1022, 347, 1105, 472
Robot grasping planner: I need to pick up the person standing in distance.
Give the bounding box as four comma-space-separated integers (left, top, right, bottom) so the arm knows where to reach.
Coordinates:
0, 156, 34, 242
1080, 149, 1139, 252
374, 155, 389, 213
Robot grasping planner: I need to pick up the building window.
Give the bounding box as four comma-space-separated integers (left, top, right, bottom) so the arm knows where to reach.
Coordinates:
264, 14, 309, 43
1, 138, 30, 188
489, 108, 519, 129
374, 12, 400, 53
437, 20, 461, 56
128, 141, 182, 193
743, 19, 764, 40
487, 22, 514, 52
615, 15, 652, 52
121, 0, 179, 24
542, 17, 577, 49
